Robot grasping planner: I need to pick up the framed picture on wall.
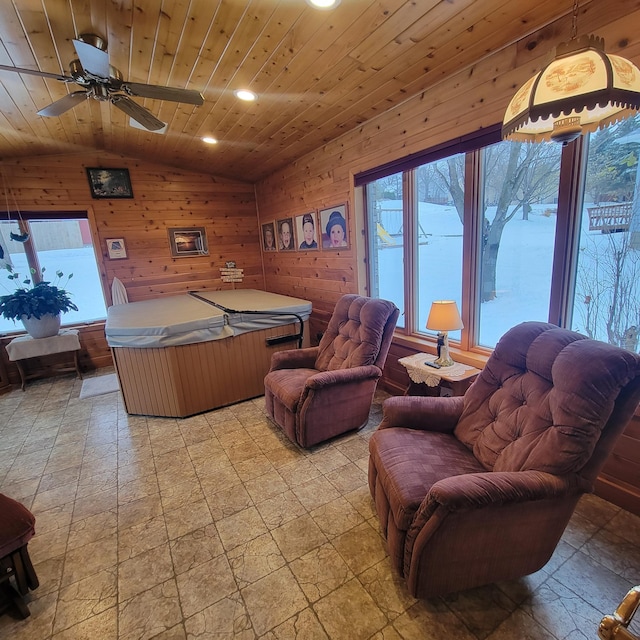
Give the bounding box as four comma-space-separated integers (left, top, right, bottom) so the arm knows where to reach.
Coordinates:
319, 203, 349, 249
276, 217, 295, 251
168, 227, 209, 257
105, 238, 127, 259
86, 168, 134, 199
261, 221, 277, 252
295, 212, 319, 250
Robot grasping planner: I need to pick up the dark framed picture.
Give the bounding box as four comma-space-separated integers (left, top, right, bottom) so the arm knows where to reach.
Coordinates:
319, 203, 349, 249
276, 217, 295, 251
105, 238, 127, 260
295, 212, 319, 251
261, 221, 277, 252
168, 227, 209, 257
86, 168, 133, 199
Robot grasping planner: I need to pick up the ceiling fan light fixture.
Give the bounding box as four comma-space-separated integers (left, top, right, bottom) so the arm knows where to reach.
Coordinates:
503, 26, 640, 146
234, 89, 256, 102
0, 31, 203, 132
201, 136, 218, 144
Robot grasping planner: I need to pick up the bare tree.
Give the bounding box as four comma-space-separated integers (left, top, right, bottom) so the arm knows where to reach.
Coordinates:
435, 141, 560, 301
575, 230, 640, 351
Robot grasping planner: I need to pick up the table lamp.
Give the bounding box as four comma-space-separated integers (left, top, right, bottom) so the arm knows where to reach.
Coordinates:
426, 300, 463, 367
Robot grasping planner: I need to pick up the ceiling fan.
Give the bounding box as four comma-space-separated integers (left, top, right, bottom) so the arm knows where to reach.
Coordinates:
0, 33, 204, 131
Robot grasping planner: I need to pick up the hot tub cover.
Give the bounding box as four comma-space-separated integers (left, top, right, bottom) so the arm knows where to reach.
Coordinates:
106, 289, 311, 348
194, 289, 311, 335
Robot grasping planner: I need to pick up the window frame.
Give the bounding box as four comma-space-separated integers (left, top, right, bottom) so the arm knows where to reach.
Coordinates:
358, 125, 589, 354
0, 209, 107, 331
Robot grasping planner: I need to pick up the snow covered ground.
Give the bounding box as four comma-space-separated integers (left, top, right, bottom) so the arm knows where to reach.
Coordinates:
375, 200, 623, 348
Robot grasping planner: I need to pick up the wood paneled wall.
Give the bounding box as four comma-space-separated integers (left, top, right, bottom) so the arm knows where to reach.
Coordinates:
0, 152, 261, 302
0, 151, 261, 385
255, 0, 640, 385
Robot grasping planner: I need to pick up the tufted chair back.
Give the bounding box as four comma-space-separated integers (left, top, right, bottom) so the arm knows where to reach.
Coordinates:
315, 294, 398, 372
455, 322, 640, 479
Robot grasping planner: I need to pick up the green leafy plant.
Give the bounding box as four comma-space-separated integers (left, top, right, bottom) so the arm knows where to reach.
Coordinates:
0, 265, 78, 321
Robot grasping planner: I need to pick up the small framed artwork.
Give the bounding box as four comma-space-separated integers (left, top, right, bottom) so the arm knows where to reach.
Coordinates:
86, 168, 134, 199
106, 238, 127, 260
295, 212, 319, 250
276, 217, 295, 251
168, 227, 209, 257
320, 203, 349, 249
261, 221, 277, 252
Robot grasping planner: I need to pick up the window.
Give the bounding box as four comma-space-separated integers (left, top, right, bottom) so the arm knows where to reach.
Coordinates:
414, 155, 464, 339
366, 172, 405, 328
477, 140, 562, 347
570, 116, 640, 351
0, 214, 107, 334
361, 116, 640, 355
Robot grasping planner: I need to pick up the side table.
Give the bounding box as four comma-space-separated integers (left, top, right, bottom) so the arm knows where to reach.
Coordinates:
398, 352, 481, 397
5, 330, 82, 391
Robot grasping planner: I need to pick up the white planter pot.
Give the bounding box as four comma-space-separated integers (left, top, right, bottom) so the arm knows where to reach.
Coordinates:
21, 313, 61, 339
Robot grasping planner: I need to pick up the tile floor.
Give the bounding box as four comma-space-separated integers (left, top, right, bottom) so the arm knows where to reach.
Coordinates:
0, 369, 639, 640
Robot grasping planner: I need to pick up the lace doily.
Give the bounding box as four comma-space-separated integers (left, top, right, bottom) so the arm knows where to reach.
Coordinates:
398, 353, 476, 387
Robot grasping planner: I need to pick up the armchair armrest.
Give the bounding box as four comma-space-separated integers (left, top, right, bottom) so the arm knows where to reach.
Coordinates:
377, 395, 464, 433
429, 470, 589, 512
306, 365, 381, 389
269, 346, 319, 371
403, 470, 591, 593
406, 470, 588, 559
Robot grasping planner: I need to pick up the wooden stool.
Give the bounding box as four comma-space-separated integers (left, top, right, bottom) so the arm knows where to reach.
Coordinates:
0, 494, 38, 619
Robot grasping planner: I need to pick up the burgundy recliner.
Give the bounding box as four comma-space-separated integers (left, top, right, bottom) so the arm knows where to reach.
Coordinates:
369, 321, 640, 598
0, 493, 39, 618
264, 294, 399, 447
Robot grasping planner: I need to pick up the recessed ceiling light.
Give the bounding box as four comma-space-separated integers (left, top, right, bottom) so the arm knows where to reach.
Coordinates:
306, 0, 341, 9
234, 89, 256, 102
201, 137, 218, 144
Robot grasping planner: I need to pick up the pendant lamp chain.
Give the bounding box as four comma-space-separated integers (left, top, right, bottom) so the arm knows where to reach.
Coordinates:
570, 0, 579, 40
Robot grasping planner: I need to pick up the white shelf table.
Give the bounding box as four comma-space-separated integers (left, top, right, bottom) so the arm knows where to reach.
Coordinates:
5, 329, 82, 391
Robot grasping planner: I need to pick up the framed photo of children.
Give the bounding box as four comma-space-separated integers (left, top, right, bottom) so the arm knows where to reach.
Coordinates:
319, 204, 349, 250
295, 212, 319, 251
261, 221, 277, 252
276, 217, 295, 251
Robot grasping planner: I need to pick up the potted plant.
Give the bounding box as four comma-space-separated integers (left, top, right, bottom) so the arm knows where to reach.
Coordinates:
0, 266, 78, 338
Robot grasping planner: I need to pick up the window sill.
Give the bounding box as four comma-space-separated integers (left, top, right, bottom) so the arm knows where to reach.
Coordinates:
0, 319, 106, 339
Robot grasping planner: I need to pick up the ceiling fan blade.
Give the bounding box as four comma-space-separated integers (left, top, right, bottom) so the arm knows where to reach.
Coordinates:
72, 38, 110, 78
122, 82, 204, 105
0, 63, 72, 82
111, 95, 166, 131
37, 91, 89, 116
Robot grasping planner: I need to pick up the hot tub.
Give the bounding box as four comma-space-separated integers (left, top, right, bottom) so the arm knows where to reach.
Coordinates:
106, 289, 311, 417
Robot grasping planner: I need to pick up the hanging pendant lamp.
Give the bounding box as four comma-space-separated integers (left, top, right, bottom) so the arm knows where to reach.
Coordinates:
502, 0, 640, 145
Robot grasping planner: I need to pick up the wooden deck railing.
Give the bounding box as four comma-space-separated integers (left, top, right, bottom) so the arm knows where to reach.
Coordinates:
588, 203, 632, 233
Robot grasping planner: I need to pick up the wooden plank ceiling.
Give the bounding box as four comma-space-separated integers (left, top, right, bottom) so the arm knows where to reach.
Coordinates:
0, 0, 577, 183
